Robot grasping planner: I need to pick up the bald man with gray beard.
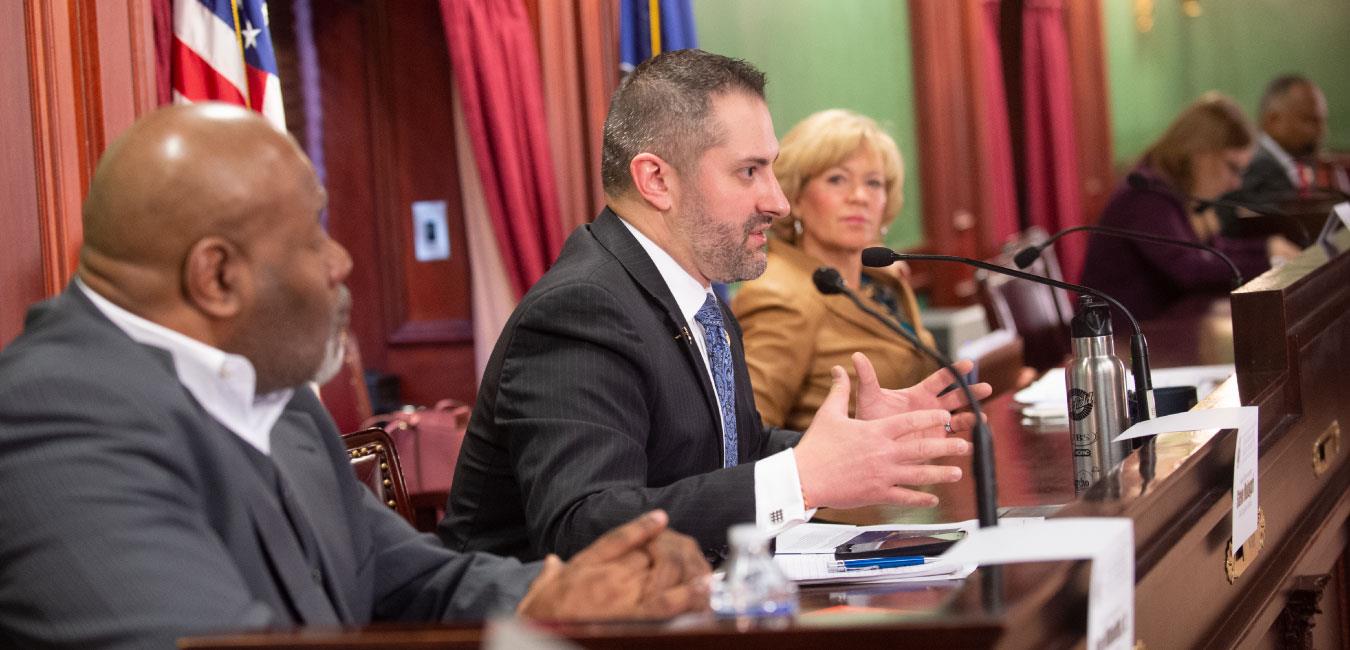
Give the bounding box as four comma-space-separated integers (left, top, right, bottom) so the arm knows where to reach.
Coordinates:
0, 103, 708, 649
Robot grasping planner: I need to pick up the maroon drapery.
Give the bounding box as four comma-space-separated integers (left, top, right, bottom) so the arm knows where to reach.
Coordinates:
151, 0, 172, 105
1021, 0, 1084, 282
537, 0, 620, 235
439, 0, 566, 298
973, 0, 1019, 251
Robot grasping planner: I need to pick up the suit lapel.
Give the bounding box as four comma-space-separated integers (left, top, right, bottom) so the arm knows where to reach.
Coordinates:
212, 417, 341, 626
270, 408, 356, 623
589, 208, 722, 424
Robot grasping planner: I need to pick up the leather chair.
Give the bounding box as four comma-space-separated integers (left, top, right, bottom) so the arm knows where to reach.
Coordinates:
342, 427, 415, 527
977, 227, 1075, 372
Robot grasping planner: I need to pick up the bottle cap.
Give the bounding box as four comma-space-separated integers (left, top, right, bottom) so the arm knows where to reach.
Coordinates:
1071, 295, 1113, 337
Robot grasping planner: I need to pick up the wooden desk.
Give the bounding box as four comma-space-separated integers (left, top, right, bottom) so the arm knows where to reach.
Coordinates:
182, 235, 1350, 649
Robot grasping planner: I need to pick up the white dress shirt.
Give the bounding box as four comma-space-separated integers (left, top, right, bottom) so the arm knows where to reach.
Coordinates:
77, 278, 292, 455
619, 219, 816, 535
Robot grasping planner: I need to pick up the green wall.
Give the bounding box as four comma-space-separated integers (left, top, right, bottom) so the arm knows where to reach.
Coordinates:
1105, 0, 1350, 168
693, 0, 924, 249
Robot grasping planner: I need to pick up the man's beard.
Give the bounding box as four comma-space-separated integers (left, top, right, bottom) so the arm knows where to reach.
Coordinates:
312, 286, 351, 385
679, 189, 775, 283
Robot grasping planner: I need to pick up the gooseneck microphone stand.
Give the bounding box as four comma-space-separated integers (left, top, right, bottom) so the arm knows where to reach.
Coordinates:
812, 267, 998, 529
1012, 224, 1244, 290
812, 266, 1005, 613
861, 247, 1158, 425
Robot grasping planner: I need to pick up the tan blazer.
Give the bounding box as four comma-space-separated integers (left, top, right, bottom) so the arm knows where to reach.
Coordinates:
732, 240, 938, 431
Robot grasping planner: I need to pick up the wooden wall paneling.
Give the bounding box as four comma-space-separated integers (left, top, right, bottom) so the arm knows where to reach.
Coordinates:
1063, 0, 1115, 227
23, 0, 85, 299
312, 0, 476, 407
1, 2, 46, 346
311, 0, 387, 374
908, 0, 982, 306
372, 0, 475, 406
376, 0, 472, 344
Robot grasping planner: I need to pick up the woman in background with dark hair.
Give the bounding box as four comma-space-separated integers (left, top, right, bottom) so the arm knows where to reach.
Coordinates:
1080, 93, 1300, 319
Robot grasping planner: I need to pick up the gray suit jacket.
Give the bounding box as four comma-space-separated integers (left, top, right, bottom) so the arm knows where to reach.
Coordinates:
0, 286, 538, 649
440, 208, 801, 562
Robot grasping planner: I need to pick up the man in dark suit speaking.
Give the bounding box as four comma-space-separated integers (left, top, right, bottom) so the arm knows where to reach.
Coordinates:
441, 49, 989, 562
0, 103, 709, 649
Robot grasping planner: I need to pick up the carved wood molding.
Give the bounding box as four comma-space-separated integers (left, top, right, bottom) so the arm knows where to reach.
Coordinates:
1277, 574, 1331, 649
22, 0, 159, 298
388, 320, 474, 345
24, 0, 84, 295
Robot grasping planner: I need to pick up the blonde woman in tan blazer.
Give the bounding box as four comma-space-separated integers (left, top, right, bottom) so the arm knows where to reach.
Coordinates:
732, 109, 938, 431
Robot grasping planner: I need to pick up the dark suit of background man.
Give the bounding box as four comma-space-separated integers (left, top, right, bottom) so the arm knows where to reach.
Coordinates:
1224, 74, 1339, 237
441, 49, 989, 562
0, 103, 709, 649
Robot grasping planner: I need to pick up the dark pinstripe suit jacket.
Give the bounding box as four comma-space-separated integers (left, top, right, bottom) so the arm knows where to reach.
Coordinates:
0, 286, 538, 649
440, 208, 802, 561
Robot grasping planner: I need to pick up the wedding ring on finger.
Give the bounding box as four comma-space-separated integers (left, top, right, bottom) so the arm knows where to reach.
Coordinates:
944, 421, 954, 434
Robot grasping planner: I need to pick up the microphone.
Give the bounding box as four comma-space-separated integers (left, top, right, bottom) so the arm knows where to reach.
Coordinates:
861, 246, 1158, 426
1126, 171, 1311, 244
812, 267, 998, 529
1011, 225, 1244, 290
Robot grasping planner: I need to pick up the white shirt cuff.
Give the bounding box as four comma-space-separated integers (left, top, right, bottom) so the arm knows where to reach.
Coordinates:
753, 448, 818, 536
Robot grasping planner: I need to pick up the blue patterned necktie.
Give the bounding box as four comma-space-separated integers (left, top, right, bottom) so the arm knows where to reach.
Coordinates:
694, 293, 738, 468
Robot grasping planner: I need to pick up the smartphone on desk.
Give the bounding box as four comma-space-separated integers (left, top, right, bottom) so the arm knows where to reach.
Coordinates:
833, 529, 966, 559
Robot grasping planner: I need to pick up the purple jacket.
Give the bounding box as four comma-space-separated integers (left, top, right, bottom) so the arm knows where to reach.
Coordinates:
1079, 167, 1270, 320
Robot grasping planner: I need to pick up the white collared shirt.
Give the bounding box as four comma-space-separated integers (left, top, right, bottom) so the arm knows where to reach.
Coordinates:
619, 218, 815, 536
1259, 132, 1302, 188
77, 278, 292, 455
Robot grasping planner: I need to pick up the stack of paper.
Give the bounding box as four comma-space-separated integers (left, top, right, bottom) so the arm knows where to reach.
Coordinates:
774, 553, 972, 585
1014, 365, 1234, 423
772, 519, 1040, 586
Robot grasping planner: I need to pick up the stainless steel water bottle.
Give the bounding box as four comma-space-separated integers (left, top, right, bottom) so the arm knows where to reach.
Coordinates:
1067, 295, 1132, 493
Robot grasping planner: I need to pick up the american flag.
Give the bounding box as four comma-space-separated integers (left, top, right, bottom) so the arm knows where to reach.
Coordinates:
171, 0, 285, 129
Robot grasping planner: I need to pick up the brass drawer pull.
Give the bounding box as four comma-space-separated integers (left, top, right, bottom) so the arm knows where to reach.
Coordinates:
1312, 421, 1341, 477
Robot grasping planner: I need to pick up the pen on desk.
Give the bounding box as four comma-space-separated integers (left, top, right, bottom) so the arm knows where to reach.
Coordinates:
837, 556, 926, 570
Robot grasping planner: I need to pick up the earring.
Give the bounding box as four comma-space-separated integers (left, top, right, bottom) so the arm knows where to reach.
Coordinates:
879, 225, 890, 239
793, 218, 803, 237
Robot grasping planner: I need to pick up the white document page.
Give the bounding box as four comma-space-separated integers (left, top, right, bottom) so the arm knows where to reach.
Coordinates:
941, 518, 1135, 650
773, 554, 973, 585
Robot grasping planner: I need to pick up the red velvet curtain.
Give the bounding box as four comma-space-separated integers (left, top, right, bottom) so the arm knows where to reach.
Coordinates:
536, 0, 620, 235
152, 0, 172, 105
439, 0, 566, 298
1021, 0, 1084, 282
973, 0, 1019, 251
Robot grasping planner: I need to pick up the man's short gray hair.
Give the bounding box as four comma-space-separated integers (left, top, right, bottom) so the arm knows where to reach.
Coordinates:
601, 49, 767, 196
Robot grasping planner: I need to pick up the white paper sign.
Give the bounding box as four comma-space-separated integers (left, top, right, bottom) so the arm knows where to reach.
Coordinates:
1335, 201, 1350, 229
1231, 408, 1260, 551
1112, 406, 1260, 553
412, 200, 451, 262
941, 518, 1134, 650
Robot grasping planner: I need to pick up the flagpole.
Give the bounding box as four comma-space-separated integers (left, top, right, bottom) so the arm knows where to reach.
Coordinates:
228, 0, 252, 108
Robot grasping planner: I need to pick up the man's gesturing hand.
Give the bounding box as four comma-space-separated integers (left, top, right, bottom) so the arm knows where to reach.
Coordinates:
795, 366, 971, 510
853, 352, 992, 433
516, 510, 711, 621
